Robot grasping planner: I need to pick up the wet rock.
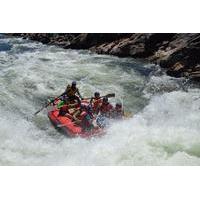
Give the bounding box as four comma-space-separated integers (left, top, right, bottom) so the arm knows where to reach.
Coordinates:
108, 34, 147, 57
173, 62, 184, 71
66, 33, 132, 49
166, 62, 185, 78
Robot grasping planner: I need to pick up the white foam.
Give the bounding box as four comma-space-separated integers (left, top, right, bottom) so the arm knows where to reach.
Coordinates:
1, 36, 200, 165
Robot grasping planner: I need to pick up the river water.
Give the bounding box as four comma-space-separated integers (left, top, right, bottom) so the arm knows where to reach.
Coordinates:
0, 35, 200, 165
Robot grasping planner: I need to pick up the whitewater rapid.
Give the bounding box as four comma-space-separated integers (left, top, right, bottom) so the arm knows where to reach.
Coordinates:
1, 35, 200, 165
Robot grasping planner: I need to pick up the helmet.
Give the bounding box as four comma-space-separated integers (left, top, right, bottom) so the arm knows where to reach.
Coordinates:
116, 102, 122, 108
94, 92, 100, 97
103, 97, 108, 103
72, 81, 76, 86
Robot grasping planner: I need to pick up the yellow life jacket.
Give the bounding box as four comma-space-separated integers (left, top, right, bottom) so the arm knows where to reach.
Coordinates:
66, 85, 78, 97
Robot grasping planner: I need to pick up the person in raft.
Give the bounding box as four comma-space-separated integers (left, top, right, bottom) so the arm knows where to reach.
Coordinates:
90, 92, 102, 115
62, 81, 83, 105
99, 97, 113, 118
72, 104, 96, 131
58, 102, 78, 117
111, 102, 124, 119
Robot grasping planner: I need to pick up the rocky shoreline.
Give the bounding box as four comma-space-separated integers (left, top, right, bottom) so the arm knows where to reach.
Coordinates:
9, 33, 200, 80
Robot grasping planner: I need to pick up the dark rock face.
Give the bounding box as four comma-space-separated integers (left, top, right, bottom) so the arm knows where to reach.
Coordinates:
8, 33, 200, 81
152, 34, 200, 79
93, 33, 176, 58
65, 33, 132, 49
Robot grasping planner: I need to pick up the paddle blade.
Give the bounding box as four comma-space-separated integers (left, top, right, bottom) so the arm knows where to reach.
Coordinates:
105, 93, 115, 98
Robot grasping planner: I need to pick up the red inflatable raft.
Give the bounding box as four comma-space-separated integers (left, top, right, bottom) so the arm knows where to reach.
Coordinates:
48, 100, 103, 138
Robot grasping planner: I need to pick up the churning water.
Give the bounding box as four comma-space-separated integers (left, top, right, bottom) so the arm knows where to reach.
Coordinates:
1, 34, 200, 165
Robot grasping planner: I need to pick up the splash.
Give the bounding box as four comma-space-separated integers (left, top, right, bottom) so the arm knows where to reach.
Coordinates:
0, 35, 200, 165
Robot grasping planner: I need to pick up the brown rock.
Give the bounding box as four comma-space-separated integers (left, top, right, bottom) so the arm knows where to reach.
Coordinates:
173, 62, 184, 71
7, 33, 200, 81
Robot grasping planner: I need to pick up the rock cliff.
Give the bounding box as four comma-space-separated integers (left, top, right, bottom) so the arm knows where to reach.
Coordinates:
9, 33, 200, 80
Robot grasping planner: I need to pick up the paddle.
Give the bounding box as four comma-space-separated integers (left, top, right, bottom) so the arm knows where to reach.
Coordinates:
34, 93, 115, 115
84, 93, 115, 100
34, 94, 63, 116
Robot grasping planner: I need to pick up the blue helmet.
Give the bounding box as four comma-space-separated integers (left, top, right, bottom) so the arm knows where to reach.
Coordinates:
72, 81, 76, 86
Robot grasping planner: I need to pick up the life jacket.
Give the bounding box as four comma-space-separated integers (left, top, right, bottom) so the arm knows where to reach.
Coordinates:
100, 103, 113, 114
92, 98, 102, 113
65, 85, 78, 97
58, 105, 69, 116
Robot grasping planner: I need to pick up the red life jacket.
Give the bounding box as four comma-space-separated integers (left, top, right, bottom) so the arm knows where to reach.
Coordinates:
59, 105, 69, 116
100, 103, 113, 116
92, 98, 102, 113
